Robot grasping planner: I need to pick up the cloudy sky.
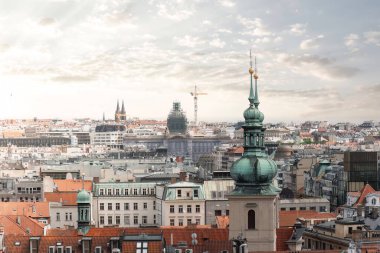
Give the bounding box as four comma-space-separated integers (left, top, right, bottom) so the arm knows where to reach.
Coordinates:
0, 0, 379, 123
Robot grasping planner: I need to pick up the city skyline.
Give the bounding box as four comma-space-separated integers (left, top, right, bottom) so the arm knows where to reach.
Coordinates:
0, 0, 379, 123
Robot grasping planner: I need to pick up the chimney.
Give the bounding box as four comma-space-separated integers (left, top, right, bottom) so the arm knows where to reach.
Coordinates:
170, 177, 177, 184
179, 171, 186, 182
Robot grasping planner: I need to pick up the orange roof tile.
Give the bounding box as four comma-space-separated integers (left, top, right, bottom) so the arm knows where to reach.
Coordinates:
279, 210, 336, 227
354, 183, 376, 207
0, 215, 44, 236
0, 202, 49, 218
44, 192, 78, 206
276, 227, 293, 251
53, 179, 92, 192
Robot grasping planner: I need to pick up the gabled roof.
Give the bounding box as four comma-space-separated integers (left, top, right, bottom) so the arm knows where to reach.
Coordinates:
353, 184, 376, 207
279, 210, 336, 227
0, 202, 49, 218
44, 192, 78, 206
53, 179, 92, 192
0, 215, 44, 236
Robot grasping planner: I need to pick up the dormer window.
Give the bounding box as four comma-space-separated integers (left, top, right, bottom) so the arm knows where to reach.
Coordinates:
107, 189, 112, 195
177, 190, 182, 197
194, 189, 199, 198
99, 189, 104, 196
372, 198, 377, 205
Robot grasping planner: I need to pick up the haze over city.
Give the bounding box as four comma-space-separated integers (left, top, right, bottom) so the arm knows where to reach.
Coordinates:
0, 0, 379, 122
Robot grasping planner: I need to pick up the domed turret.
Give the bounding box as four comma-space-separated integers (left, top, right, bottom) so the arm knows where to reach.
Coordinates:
167, 102, 188, 135
230, 53, 279, 195
77, 189, 90, 204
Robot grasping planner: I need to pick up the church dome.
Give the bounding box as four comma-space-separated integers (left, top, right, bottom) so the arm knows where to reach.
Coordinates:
77, 189, 90, 204
167, 102, 188, 135
230, 156, 277, 184
243, 106, 264, 123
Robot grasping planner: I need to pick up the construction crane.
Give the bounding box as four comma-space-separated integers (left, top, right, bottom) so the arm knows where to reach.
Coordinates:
190, 85, 207, 126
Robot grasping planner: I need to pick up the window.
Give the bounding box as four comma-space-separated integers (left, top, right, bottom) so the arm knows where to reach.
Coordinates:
143, 203, 147, 210
195, 219, 200, 225
124, 203, 129, 210
226, 210, 229, 216
194, 189, 199, 198
134, 189, 138, 195
153, 201, 156, 210
170, 219, 175, 226
142, 216, 147, 224
300, 207, 306, 211
100, 203, 104, 210
56, 212, 60, 221
115, 189, 120, 195
65, 213, 68, 221
100, 216, 105, 225
116, 203, 120, 210
177, 190, 182, 197
372, 198, 377, 205
215, 210, 222, 216
95, 246, 102, 253
108, 189, 112, 195
170, 205, 175, 213
30, 239, 39, 253
49, 246, 55, 253
187, 218, 192, 225
178, 219, 183, 226
290, 207, 296, 211
212, 191, 217, 199
82, 240, 90, 253
134, 203, 138, 210
196, 205, 200, 213
125, 189, 129, 195
124, 215, 130, 225
99, 189, 104, 195
153, 215, 156, 224
143, 189, 147, 195
134, 215, 138, 225
187, 205, 192, 213
178, 205, 183, 213
248, 210, 255, 229
310, 206, 316, 211
319, 206, 326, 212
65, 246, 72, 253
57, 246, 64, 253
116, 216, 120, 225
348, 227, 353, 234
108, 216, 113, 224
108, 203, 112, 210
136, 242, 148, 253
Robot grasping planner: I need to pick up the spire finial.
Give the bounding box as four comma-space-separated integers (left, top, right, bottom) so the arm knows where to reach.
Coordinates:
253, 57, 260, 107
248, 50, 254, 104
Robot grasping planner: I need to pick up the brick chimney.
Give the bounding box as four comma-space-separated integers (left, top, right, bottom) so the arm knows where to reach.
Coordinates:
179, 171, 187, 182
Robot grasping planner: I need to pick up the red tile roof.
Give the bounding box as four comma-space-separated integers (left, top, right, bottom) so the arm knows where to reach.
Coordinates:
276, 227, 293, 251
279, 210, 336, 227
0, 202, 49, 218
44, 192, 78, 206
353, 183, 376, 207
54, 179, 92, 192
0, 215, 44, 236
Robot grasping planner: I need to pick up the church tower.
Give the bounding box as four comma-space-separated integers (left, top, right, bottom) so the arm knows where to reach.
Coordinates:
77, 175, 91, 235
228, 52, 280, 252
115, 100, 120, 122
120, 100, 127, 121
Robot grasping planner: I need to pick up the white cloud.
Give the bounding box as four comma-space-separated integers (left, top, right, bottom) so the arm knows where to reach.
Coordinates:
209, 38, 226, 48
289, 23, 307, 35
300, 35, 324, 50
218, 28, 232, 33
234, 39, 248, 45
218, 0, 235, 7
202, 20, 211, 25
174, 35, 205, 48
344, 33, 359, 47
237, 16, 272, 37
364, 31, 380, 46
156, 1, 194, 21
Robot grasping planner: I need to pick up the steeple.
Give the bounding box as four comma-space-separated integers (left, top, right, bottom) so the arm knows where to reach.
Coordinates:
115, 100, 120, 114
229, 52, 279, 195
121, 100, 126, 114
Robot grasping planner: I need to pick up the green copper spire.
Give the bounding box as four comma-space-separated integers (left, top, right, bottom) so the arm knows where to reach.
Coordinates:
230, 53, 280, 196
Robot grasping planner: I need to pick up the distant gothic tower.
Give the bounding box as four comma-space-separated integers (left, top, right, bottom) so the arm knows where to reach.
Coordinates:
120, 100, 127, 121
228, 53, 280, 252
115, 100, 120, 122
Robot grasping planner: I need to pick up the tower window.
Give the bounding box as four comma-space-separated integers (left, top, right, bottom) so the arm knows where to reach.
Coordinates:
248, 209, 255, 229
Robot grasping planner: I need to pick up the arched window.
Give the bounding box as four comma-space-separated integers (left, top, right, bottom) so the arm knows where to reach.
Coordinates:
372, 198, 377, 205
248, 209, 255, 229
